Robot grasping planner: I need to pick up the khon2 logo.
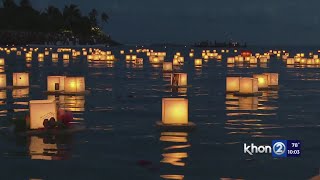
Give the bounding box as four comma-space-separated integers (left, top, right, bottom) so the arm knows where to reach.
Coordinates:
243, 140, 301, 157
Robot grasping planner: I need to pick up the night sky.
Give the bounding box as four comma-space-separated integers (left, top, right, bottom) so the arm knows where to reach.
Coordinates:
30, 0, 320, 45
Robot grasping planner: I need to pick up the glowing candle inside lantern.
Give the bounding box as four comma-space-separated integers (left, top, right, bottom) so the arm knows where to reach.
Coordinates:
162, 98, 188, 125
64, 77, 85, 93
253, 74, 268, 89
194, 59, 202, 67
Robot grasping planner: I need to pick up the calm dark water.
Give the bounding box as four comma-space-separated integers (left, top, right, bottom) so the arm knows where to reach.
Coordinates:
0, 46, 319, 180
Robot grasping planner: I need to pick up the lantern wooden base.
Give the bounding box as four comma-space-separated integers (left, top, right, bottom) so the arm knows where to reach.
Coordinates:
45, 90, 90, 95
233, 92, 263, 97
156, 121, 196, 132
17, 124, 86, 136
165, 85, 191, 88
258, 86, 279, 91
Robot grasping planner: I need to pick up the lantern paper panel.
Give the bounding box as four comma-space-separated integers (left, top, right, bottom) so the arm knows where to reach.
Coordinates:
64, 77, 85, 93
263, 73, 279, 86
0, 58, 4, 66
253, 74, 268, 89
226, 77, 240, 92
47, 76, 66, 92
163, 62, 173, 72
239, 78, 258, 94
171, 73, 187, 87
13, 73, 29, 87
162, 98, 188, 125
29, 99, 57, 130
0, 74, 6, 88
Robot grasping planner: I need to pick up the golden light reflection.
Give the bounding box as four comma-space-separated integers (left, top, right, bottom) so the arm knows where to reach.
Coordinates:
12, 88, 29, 98
160, 131, 190, 179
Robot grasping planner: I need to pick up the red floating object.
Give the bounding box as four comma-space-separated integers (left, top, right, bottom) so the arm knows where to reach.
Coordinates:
241, 51, 252, 57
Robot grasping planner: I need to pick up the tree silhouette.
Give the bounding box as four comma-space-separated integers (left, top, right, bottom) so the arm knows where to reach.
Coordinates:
19, 0, 31, 8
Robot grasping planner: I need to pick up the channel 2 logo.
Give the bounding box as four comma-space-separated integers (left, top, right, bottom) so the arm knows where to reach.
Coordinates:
272, 140, 301, 158
243, 140, 301, 157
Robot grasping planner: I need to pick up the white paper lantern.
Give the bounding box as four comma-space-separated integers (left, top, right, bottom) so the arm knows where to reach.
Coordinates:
29, 99, 57, 129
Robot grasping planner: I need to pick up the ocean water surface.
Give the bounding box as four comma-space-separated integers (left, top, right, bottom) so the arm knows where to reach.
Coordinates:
0, 46, 319, 180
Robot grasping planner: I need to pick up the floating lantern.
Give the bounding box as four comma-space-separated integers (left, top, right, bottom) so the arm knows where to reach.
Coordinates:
26, 52, 32, 59
161, 98, 188, 125
38, 53, 44, 59
226, 77, 240, 92
253, 74, 268, 89
0, 74, 6, 89
171, 73, 187, 87
259, 57, 268, 63
227, 57, 235, 64
263, 73, 279, 86
45, 51, 49, 56
29, 99, 57, 130
83, 51, 87, 56
47, 76, 66, 92
189, 52, 194, 57
17, 51, 21, 56
120, 50, 125, 54
194, 59, 202, 67
163, 62, 173, 72
93, 54, 100, 61
13, 73, 29, 87
52, 53, 58, 59
64, 77, 85, 93
241, 51, 252, 57
249, 57, 257, 64
63, 54, 69, 60
135, 58, 143, 65
0, 58, 4, 66
238, 77, 259, 95
307, 59, 315, 65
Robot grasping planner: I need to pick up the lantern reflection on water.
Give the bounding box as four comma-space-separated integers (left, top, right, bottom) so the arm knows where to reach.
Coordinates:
12, 88, 29, 98
238, 96, 259, 110
13, 73, 29, 87
29, 136, 58, 160
163, 62, 173, 72
64, 77, 85, 94
60, 95, 85, 112
226, 77, 240, 92
171, 73, 187, 87
29, 99, 57, 129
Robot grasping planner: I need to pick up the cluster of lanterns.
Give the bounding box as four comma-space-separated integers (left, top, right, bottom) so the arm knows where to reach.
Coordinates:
286, 53, 320, 66
226, 73, 279, 96
47, 76, 85, 94
0, 72, 29, 88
